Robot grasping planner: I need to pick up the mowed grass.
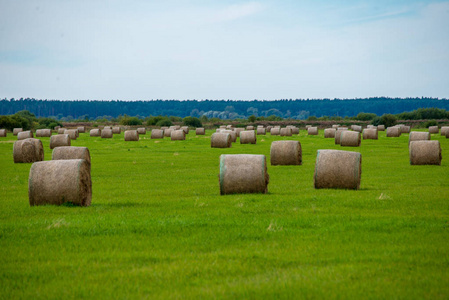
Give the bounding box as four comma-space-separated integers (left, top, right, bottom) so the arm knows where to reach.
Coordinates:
0, 129, 448, 299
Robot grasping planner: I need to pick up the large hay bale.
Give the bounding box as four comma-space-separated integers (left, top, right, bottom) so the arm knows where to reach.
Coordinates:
280, 128, 292, 136
90, 129, 101, 137
151, 129, 164, 139
0, 129, 6, 137
314, 150, 361, 190
222, 130, 237, 142
137, 127, 146, 135
400, 126, 411, 133
52, 146, 91, 166
334, 128, 348, 145
386, 127, 401, 137
28, 159, 92, 206
440, 126, 449, 136
362, 128, 378, 140
64, 129, 77, 140
13, 138, 44, 163
308, 127, 318, 135
240, 130, 257, 144
377, 125, 385, 131
351, 125, 362, 132
13, 128, 23, 136
77, 126, 85, 133
101, 128, 113, 138
50, 134, 71, 149
257, 128, 266, 135
409, 131, 430, 145
124, 130, 139, 141
171, 130, 186, 140
409, 141, 441, 165
428, 126, 439, 134
164, 129, 173, 137
112, 126, 121, 134
181, 126, 189, 134
270, 141, 302, 165
58, 128, 66, 134
340, 131, 361, 147
219, 154, 269, 195
234, 128, 245, 137
196, 128, 205, 135
211, 133, 232, 148
324, 128, 336, 138
270, 128, 280, 135
17, 131, 33, 140
246, 125, 254, 130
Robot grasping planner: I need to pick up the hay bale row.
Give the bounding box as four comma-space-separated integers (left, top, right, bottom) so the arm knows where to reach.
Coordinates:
340, 131, 361, 147
240, 131, 256, 144
124, 130, 139, 141
270, 141, 302, 165
50, 134, 71, 149
409, 141, 441, 165
211, 133, 232, 148
17, 131, 33, 140
13, 138, 44, 163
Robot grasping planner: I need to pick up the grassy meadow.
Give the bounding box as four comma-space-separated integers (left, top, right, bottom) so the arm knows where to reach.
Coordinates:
0, 128, 448, 299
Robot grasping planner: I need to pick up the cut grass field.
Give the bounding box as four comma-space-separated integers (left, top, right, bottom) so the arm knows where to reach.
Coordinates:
1, 129, 448, 299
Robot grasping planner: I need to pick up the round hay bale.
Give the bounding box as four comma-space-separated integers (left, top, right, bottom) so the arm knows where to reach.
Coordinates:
270, 128, 280, 135
440, 126, 449, 136
170, 125, 180, 130
35, 129, 42, 137
151, 129, 164, 139
257, 128, 266, 135
41, 129, 52, 137
234, 128, 245, 137
246, 126, 254, 130
64, 129, 77, 140
28, 159, 92, 206
305, 125, 312, 129
324, 128, 336, 138
351, 125, 362, 132
409, 131, 430, 145
181, 126, 189, 134
314, 150, 361, 190
222, 130, 237, 142
219, 154, 269, 195
13, 128, 23, 136
280, 128, 292, 136
104, 126, 111, 130
171, 130, 185, 140
290, 127, 300, 135
75, 129, 80, 138
0, 129, 6, 137
161, 126, 169, 130
274, 126, 281, 129
90, 129, 101, 137
428, 126, 439, 134
50, 134, 71, 149
54, 126, 61, 131
270, 141, 302, 165
13, 138, 44, 163
77, 126, 85, 133
340, 131, 361, 147
266, 126, 272, 132
400, 126, 411, 133
52, 146, 91, 166
196, 128, 205, 135
18, 131, 33, 140
226, 125, 233, 129
332, 124, 340, 129
377, 125, 385, 131
112, 126, 121, 134
308, 127, 318, 135
334, 128, 348, 145
409, 141, 441, 165
367, 125, 376, 129
362, 128, 378, 140
211, 133, 232, 148
164, 128, 173, 137
257, 125, 264, 128
58, 128, 66, 134
386, 127, 401, 137
240, 130, 257, 144
124, 130, 139, 141
219, 125, 227, 129
101, 128, 113, 138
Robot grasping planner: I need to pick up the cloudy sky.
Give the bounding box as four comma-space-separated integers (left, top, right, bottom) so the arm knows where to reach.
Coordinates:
1, 0, 448, 100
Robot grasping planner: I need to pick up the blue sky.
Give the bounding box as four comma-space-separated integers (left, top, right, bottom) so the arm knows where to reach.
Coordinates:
0, 0, 448, 100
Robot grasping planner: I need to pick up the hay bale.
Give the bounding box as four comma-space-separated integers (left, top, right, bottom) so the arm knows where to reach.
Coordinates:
112, 126, 121, 134
290, 127, 300, 134
222, 130, 237, 142
41, 129, 52, 137
440, 126, 449, 136
257, 128, 266, 135
270, 141, 302, 165
305, 125, 312, 129
377, 125, 385, 131
409, 141, 441, 165
171, 130, 186, 140
400, 126, 411, 133
324, 128, 336, 138
13, 138, 44, 163
135, 127, 146, 135
362, 128, 378, 140
164, 129, 173, 137
90, 129, 101, 137
55, 126, 61, 131
266, 126, 272, 132
50, 134, 71, 149
77, 126, 85, 133
181, 126, 189, 134
351, 125, 362, 132
75, 129, 80, 138
314, 150, 361, 190
234, 128, 245, 137
219, 125, 227, 129
52, 146, 91, 166
409, 131, 430, 145
332, 124, 340, 129
124, 130, 139, 141
104, 126, 111, 130
367, 125, 377, 129
429, 126, 439, 134
0, 129, 6, 137
240, 130, 257, 144
340, 131, 361, 147
280, 128, 292, 136
334, 128, 348, 145
151, 129, 164, 139
28, 159, 92, 206
226, 125, 233, 129
196, 128, 205, 135
211, 133, 232, 148
246, 126, 254, 130
219, 154, 269, 195
13, 128, 23, 136
101, 128, 113, 138
160, 126, 168, 130
18, 131, 33, 140
35, 129, 42, 137
386, 127, 401, 137
308, 127, 318, 135
64, 129, 77, 140
58, 128, 66, 134
270, 128, 280, 135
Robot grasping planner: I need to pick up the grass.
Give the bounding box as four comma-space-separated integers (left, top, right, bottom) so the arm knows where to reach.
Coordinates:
0, 129, 448, 299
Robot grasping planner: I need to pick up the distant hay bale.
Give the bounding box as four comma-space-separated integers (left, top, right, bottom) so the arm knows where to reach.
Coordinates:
137, 127, 146, 134
400, 126, 410, 133
161, 126, 169, 130
266, 126, 272, 132
171, 130, 185, 140
219, 154, 269, 195
257, 125, 264, 128
362, 128, 378, 140
334, 128, 348, 145
307, 127, 318, 135
280, 128, 292, 136
101, 128, 113, 138
409, 131, 430, 145
274, 126, 281, 129
196, 128, 205, 135
367, 125, 377, 129
0, 129, 6, 137
17, 131, 33, 140
104, 126, 111, 130
440, 126, 449, 136
52, 146, 91, 166
50, 134, 71, 149
324, 128, 336, 138
257, 128, 266, 135
181, 126, 189, 134
211, 133, 232, 148
58, 128, 66, 134
234, 128, 245, 137
40, 129, 52, 137
338, 127, 348, 130
270, 141, 302, 165
171, 125, 181, 130
222, 130, 237, 142
240, 130, 257, 144
270, 128, 280, 135
75, 129, 80, 138
35, 129, 42, 137
246, 126, 254, 130
332, 124, 340, 129
351, 125, 362, 132
124, 130, 139, 141
305, 125, 312, 129
340, 131, 361, 147
90, 129, 101, 137
13, 128, 23, 136
164, 129, 173, 137
314, 150, 361, 190
55, 126, 61, 131
13, 138, 44, 163
409, 141, 441, 165
386, 127, 401, 137
77, 126, 85, 133
151, 129, 164, 139
64, 129, 77, 140
112, 126, 121, 134
377, 125, 385, 131
226, 125, 233, 129
290, 127, 300, 134
428, 126, 439, 134
28, 159, 92, 206
219, 125, 227, 129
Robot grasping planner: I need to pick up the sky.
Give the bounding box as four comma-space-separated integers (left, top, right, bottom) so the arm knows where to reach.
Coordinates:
0, 0, 448, 100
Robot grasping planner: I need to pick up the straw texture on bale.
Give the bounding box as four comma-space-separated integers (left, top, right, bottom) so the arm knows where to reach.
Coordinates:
211, 133, 232, 148
112, 127, 121, 134
367, 125, 377, 129
64, 129, 77, 140
77, 126, 85, 133
124, 130, 139, 141
400, 126, 411, 133
226, 125, 233, 129
257, 128, 266, 135
104, 126, 111, 130
270, 128, 280, 135
314, 150, 361, 190
377, 125, 385, 131
50, 134, 71, 149
28, 159, 92, 206
351, 125, 362, 132
13, 138, 44, 163
280, 128, 292, 136
234, 128, 244, 137
308, 127, 318, 135
164, 129, 173, 137
240, 130, 257, 144
246, 126, 254, 130
386, 127, 401, 137
170, 125, 180, 130
409, 141, 441, 165
101, 128, 113, 138
340, 131, 361, 147
362, 128, 378, 140
270, 141, 302, 166
290, 127, 300, 134
222, 130, 237, 142
0, 129, 6, 137
90, 129, 101, 137
52, 146, 91, 166
219, 154, 269, 195
13, 128, 23, 135
324, 128, 336, 138
17, 131, 33, 140
409, 131, 430, 145
440, 126, 449, 136
266, 126, 272, 132
135, 128, 145, 135
181, 126, 189, 134
36, 129, 52, 137
171, 130, 186, 140
305, 125, 312, 129
428, 126, 439, 134
334, 128, 348, 145
196, 128, 205, 135
151, 129, 164, 139
58, 128, 66, 134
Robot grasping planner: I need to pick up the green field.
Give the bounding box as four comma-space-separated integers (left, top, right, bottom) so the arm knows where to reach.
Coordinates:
1, 129, 448, 299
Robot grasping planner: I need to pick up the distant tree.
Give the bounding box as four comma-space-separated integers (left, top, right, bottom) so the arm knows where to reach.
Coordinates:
147, 116, 166, 126
248, 115, 256, 123
156, 119, 172, 127
183, 116, 202, 127
355, 112, 377, 121
307, 116, 318, 121
120, 116, 142, 126
373, 114, 396, 127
